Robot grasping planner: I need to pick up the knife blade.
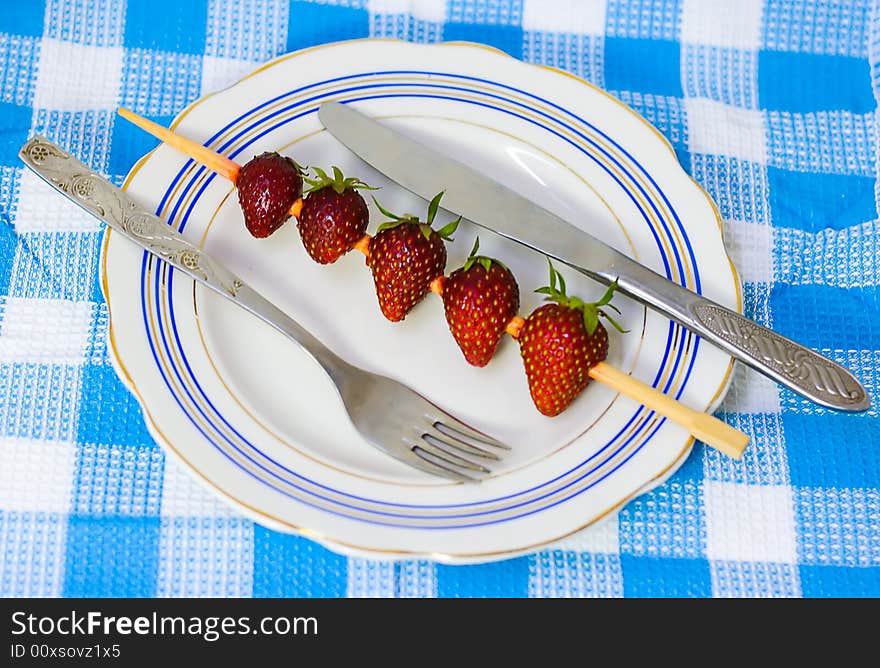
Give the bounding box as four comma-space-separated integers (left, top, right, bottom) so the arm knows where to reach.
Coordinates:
319, 101, 869, 412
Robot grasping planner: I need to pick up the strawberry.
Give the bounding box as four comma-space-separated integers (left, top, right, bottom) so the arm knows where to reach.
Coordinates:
236, 151, 303, 238
368, 192, 459, 322
297, 166, 375, 264
518, 262, 626, 417
442, 237, 520, 367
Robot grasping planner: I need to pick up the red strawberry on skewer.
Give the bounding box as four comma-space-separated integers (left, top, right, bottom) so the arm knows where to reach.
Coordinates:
298, 166, 375, 264
518, 261, 626, 417
441, 237, 520, 367
236, 151, 303, 238
368, 192, 458, 322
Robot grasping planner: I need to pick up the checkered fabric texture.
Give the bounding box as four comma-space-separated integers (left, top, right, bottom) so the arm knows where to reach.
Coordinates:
0, 0, 878, 599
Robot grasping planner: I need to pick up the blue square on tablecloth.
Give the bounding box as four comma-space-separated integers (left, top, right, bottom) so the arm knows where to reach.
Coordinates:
762, 0, 870, 58
118, 49, 203, 118
613, 91, 690, 171
0, 362, 82, 442
769, 284, 877, 352
0, 35, 40, 108
768, 167, 878, 232
442, 22, 524, 59
63, 516, 161, 597
758, 51, 874, 114
71, 440, 165, 517
0, 102, 33, 167
618, 479, 706, 560
794, 486, 878, 569
0, 223, 17, 297
799, 564, 880, 598
435, 556, 531, 597
30, 110, 115, 177
783, 412, 880, 489
447, 0, 524, 25
108, 113, 174, 178
76, 363, 156, 448
287, 1, 369, 52
0, 2, 45, 38
252, 525, 347, 597
690, 155, 771, 225
606, 0, 682, 41
620, 555, 712, 597
0, 511, 68, 596
123, 0, 208, 55
7, 231, 102, 302
604, 38, 683, 97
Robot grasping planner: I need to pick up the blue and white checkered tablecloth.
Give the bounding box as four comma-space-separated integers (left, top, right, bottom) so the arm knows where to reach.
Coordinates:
0, 0, 877, 598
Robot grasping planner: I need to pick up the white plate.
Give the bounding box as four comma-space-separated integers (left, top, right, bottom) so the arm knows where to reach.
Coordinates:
103, 39, 740, 563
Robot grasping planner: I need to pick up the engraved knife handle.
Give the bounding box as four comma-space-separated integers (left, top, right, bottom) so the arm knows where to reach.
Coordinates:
18, 135, 352, 382
594, 254, 871, 412
692, 303, 869, 410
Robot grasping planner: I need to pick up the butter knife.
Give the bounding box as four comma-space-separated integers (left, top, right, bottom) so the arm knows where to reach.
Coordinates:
319, 101, 869, 412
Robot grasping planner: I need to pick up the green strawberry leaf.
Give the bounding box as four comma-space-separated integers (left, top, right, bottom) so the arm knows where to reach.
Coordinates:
420, 224, 434, 242
462, 237, 480, 271
469, 237, 480, 258
344, 177, 378, 192
372, 196, 403, 221
538, 263, 628, 335
600, 309, 629, 334
426, 191, 444, 225
479, 257, 492, 273
436, 216, 460, 241
595, 279, 619, 307
304, 165, 379, 194
582, 308, 599, 336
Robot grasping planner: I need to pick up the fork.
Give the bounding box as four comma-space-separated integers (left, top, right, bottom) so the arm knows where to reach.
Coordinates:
19, 135, 508, 482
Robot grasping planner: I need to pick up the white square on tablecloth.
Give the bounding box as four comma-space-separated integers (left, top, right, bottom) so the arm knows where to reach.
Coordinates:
0, 512, 67, 597
33, 38, 123, 111
686, 98, 767, 164
722, 218, 775, 285
522, 0, 607, 36
156, 517, 254, 597
681, 0, 763, 50
0, 437, 77, 513
704, 481, 798, 564
14, 169, 104, 234
367, 0, 448, 23
159, 455, 241, 518
200, 55, 263, 97
718, 362, 782, 416
553, 512, 619, 553
0, 297, 93, 365
347, 558, 397, 597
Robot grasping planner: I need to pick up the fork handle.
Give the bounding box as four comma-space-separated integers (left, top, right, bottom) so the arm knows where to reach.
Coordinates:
18, 135, 354, 383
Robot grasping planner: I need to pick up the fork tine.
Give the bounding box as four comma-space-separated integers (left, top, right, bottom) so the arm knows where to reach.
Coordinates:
431, 418, 511, 450
397, 445, 475, 482
415, 438, 492, 474
423, 427, 500, 460
410, 446, 482, 483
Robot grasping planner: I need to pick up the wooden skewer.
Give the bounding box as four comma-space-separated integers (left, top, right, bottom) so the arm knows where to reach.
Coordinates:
118, 107, 304, 217
119, 108, 749, 460
589, 362, 748, 459
118, 107, 241, 183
